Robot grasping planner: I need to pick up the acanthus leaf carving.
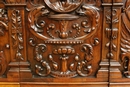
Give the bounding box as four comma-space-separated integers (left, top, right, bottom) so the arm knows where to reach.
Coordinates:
11, 9, 24, 61
27, 0, 101, 78
28, 4, 100, 41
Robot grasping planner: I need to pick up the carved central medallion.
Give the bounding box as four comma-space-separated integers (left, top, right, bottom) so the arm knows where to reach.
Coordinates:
44, 0, 83, 13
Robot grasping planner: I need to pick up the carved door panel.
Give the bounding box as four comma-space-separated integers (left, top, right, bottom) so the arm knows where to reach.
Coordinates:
22, 0, 104, 87
0, 0, 130, 87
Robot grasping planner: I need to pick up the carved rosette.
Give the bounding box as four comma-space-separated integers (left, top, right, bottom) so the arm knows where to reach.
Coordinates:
0, 9, 8, 36
121, 0, 130, 78
28, 0, 100, 78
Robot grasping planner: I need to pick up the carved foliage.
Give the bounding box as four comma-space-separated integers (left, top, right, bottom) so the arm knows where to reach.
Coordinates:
11, 9, 24, 61
0, 9, 8, 36
28, 0, 100, 78
28, 4, 100, 40
105, 9, 119, 59
32, 42, 94, 78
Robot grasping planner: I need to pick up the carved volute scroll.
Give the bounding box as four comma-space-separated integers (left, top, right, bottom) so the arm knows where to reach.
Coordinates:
27, 0, 101, 78
121, 0, 130, 78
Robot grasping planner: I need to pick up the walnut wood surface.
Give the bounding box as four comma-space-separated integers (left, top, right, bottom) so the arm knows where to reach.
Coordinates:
0, 0, 129, 87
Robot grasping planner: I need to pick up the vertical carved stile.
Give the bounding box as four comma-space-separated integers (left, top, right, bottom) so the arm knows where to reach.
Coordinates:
11, 9, 24, 61
6, 2, 32, 78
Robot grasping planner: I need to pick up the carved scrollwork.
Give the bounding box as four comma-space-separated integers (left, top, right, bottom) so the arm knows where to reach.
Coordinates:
35, 61, 51, 76
28, 5, 50, 40
33, 42, 95, 78
28, 0, 100, 78
0, 9, 8, 36
76, 5, 100, 40
34, 44, 51, 76
77, 44, 93, 76
35, 44, 47, 61
28, 2, 100, 40
121, 0, 130, 78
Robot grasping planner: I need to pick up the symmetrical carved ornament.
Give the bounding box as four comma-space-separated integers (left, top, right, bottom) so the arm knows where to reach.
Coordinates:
105, 9, 119, 59
11, 9, 24, 61
0, 9, 8, 36
121, 0, 130, 78
28, 0, 100, 78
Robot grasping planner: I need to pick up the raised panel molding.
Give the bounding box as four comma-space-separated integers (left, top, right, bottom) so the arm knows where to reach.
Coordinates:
0, 0, 130, 87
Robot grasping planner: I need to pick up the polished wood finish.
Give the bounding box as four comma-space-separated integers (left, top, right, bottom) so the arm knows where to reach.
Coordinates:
0, 0, 130, 87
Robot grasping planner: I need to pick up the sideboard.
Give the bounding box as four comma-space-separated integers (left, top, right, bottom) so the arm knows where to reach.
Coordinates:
0, 0, 130, 87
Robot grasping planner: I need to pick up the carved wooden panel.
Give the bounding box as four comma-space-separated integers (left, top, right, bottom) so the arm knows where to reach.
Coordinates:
0, 0, 130, 87
26, 0, 101, 79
